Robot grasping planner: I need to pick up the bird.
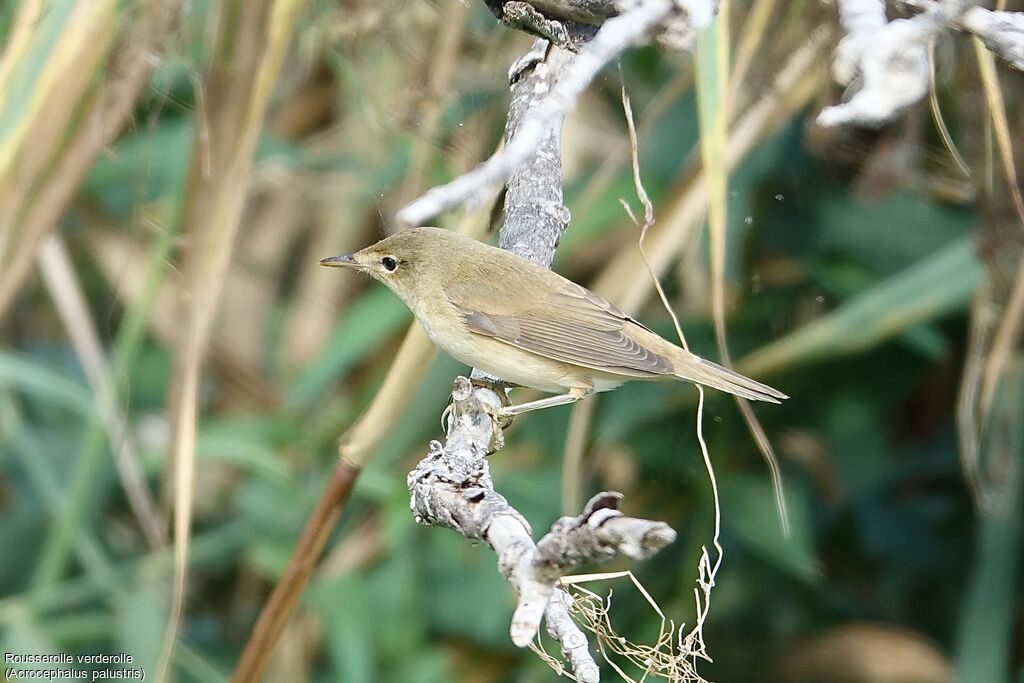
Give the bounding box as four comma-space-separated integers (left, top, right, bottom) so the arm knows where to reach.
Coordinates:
320, 227, 786, 417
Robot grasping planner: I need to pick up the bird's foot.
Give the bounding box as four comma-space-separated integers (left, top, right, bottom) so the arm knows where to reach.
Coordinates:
481, 397, 516, 432
470, 377, 516, 430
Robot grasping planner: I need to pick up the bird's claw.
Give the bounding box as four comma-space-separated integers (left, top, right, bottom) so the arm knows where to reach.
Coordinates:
482, 399, 515, 432
440, 402, 454, 434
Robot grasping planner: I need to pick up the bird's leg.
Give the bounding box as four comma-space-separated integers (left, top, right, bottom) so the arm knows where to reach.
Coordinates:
497, 394, 577, 416
497, 386, 592, 418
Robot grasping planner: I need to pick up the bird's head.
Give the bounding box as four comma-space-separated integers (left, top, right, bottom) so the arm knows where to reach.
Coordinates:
319, 226, 461, 305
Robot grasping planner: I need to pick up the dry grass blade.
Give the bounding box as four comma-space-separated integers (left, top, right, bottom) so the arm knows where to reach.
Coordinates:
0, 0, 116, 196
158, 0, 306, 679
958, 281, 997, 506
0, 0, 46, 95
727, 0, 778, 110
0, 0, 118, 273
971, 38, 1024, 437
37, 235, 163, 549
972, 37, 1024, 220
928, 40, 972, 179
696, 2, 789, 535
0, 0, 184, 322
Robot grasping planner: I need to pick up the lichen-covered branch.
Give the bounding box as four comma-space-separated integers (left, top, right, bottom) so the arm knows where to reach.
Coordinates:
408, 378, 676, 682
484, 0, 620, 25
961, 8, 1024, 71
497, 1, 601, 51
499, 42, 572, 263
819, 0, 978, 127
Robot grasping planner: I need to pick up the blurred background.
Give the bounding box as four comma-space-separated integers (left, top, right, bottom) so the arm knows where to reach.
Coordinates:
0, 0, 1021, 681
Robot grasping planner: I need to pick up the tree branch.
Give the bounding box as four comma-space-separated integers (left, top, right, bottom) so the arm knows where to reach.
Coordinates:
961, 8, 1024, 71
818, 0, 978, 127
408, 379, 675, 682
396, 0, 715, 228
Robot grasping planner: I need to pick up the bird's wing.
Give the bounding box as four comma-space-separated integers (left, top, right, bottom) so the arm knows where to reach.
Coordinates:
445, 277, 674, 378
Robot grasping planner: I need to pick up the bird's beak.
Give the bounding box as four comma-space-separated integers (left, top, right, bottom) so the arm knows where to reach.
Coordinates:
319, 253, 361, 268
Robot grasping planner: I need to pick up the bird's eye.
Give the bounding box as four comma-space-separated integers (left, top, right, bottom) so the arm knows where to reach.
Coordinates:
381, 256, 397, 272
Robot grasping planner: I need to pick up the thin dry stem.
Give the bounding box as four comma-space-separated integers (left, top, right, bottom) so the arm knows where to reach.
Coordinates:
160, 0, 305, 679
728, 0, 778, 109
38, 236, 163, 549
593, 29, 831, 312
622, 89, 721, 679
971, 36, 1024, 462
696, 6, 790, 535
562, 396, 597, 515
958, 280, 997, 506
231, 462, 360, 683
928, 40, 972, 179
972, 37, 1024, 222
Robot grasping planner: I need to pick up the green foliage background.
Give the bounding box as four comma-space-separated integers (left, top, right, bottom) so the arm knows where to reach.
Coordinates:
0, 1, 1019, 681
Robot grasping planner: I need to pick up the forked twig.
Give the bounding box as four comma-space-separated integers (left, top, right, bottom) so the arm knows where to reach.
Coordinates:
397, 0, 712, 228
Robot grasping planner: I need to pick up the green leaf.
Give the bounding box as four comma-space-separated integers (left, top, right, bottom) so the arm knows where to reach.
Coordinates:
0, 0, 77, 142
723, 474, 820, 583
742, 237, 982, 374
0, 607, 68, 672
115, 573, 167, 677
0, 350, 93, 416
313, 575, 376, 683
84, 119, 195, 216
197, 416, 291, 483
954, 367, 1023, 683
286, 287, 411, 410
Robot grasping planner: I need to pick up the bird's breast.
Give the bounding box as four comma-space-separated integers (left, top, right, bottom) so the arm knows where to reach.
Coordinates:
412, 298, 588, 393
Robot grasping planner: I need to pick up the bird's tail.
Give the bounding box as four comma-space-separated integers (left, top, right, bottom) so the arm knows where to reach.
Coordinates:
672, 351, 788, 403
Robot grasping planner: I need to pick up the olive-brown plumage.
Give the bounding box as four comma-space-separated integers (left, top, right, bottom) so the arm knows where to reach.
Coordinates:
321, 227, 786, 414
